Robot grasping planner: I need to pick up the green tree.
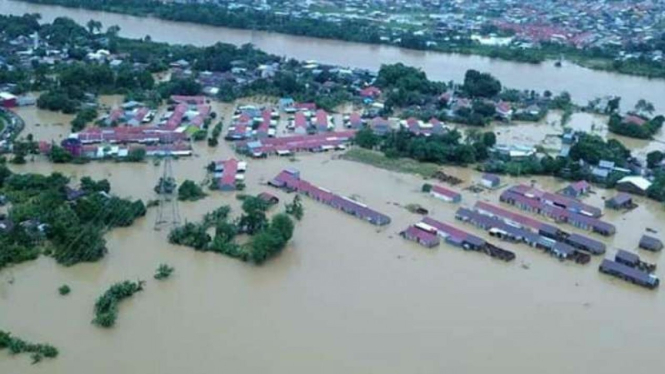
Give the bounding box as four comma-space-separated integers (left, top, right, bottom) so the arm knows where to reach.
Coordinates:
285, 195, 304, 220
177, 180, 206, 201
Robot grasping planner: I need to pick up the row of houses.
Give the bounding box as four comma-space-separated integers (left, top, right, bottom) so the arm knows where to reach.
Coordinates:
236, 131, 356, 158
402, 217, 485, 250
212, 158, 247, 191
473, 201, 606, 255
269, 169, 391, 226
500, 189, 616, 237
59, 141, 192, 159
400, 216, 516, 261
455, 207, 591, 263
71, 96, 211, 148
506, 184, 604, 217
226, 106, 279, 140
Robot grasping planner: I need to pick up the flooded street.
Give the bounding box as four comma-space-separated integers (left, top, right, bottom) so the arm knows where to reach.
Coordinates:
3, 104, 665, 373
2, 0, 665, 111
2, 1, 665, 373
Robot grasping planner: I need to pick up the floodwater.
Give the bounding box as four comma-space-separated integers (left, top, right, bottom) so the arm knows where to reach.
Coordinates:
2, 0, 665, 111
3, 99, 665, 374
1, 1, 665, 372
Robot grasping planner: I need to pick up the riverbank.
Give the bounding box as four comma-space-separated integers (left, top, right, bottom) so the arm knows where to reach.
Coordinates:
13, 0, 665, 80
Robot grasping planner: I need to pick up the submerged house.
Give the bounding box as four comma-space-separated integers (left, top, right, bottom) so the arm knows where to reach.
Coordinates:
639, 235, 663, 252
481, 174, 501, 189
605, 193, 633, 210
430, 185, 462, 203
400, 223, 440, 248
560, 181, 590, 198
616, 176, 652, 196
213, 158, 246, 191
269, 169, 391, 226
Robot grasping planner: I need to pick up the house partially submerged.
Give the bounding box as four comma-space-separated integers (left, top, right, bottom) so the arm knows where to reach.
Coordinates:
480, 174, 501, 189
616, 176, 652, 196
237, 131, 355, 158
560, 181, 590, 198
430, 185, 462, 203
639, 235, 663, 252
269, 169, 390, 226
213, 158, 247, 191
605, 193, 634, 210
400, 223, 440, 248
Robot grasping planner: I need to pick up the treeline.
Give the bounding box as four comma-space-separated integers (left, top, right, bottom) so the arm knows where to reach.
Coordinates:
169, 196, 296, 264
0, 167, 146, 271
481, 133, 632, 183
92, 280, 144, 328
354, 127, 496, 166
0, 330, 58, 364
608, 114, 664, 139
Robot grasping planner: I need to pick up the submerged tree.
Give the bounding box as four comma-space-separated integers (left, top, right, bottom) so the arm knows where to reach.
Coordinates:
285, 195, 304, 221
154, 264, 175, 280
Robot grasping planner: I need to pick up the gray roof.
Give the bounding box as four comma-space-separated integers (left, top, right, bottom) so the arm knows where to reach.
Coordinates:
598, 160, 615, 169
591, 167, 610, 179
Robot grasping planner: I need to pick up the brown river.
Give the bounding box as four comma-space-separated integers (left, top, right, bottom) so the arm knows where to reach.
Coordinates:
1, 3, 665, 373
2, 99, 665, 373
2, 0, 665, 111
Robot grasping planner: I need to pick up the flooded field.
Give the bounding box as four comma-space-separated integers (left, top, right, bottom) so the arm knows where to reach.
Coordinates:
3, 100, 665, 373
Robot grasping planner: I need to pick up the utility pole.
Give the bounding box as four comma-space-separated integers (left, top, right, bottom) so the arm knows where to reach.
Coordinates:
154, 141, 181, 231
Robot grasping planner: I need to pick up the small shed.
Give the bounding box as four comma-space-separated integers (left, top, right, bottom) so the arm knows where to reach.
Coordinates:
605, 193, 633, 210
560, 181, 590, 198
639, 235, 663, 252
615, 249, 640, 267
481, 174, 501, 189
430, 185, 462, 203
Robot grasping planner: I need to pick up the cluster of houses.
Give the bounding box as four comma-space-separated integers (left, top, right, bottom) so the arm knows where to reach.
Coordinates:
269, 168, 391, 226
236, 131, 355, 158
225, 105, 279, 140
212, 158, 247, 191
470, 201, 606, 257
500, 184, 616, 236
100, 101, 156, 127
62, 96, 212, 159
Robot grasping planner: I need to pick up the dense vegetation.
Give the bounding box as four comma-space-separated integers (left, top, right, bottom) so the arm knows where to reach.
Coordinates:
177, 180, 206, 202
354, 126, 496, 166
481, 133, 632, 183
608, 114, 664, 139
285, 195, 304, 221
154, 263, 174, 280
0, 330, 58, 364
0, 168, 146, 271
92, 280, 145, 328
168, 197, 297, 264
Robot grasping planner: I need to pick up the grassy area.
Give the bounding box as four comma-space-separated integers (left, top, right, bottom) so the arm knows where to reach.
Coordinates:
340, 148, 439, 178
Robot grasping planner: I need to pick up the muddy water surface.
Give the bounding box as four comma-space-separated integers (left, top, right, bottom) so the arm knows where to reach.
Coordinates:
2, 0, 665, 112
2, 114, 665, 373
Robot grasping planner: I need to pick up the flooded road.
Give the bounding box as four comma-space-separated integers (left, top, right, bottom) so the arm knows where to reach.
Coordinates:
2, 0, 665, 111
2, 101, 665, 374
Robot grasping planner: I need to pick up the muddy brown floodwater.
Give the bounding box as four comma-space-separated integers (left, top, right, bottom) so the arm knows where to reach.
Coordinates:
2, 98, 665, 373
1, 0, 665, 370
